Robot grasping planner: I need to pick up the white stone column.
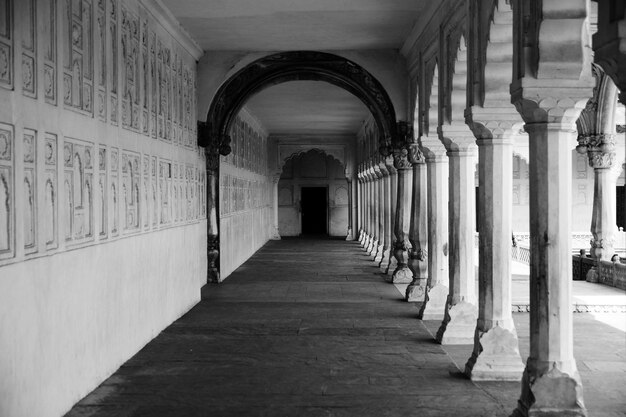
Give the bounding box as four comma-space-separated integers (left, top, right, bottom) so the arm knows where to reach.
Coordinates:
387, 158, 399, 275
390, 146, 414, 283
346, 177, 355, 241
406, 145, 428, 301
380, 156, 394, 272
369, 164, 381, 258
363, 166, 373, 250
366, 165, 376, 253
513, 98, 591, 417
419, 141, 448, 320
436, 132, 478, 345
375, 163, 387, 263
577, 133, 617, 277
358, 170, 365, 244
271, 175, 281, 240
464, 118, 524, 381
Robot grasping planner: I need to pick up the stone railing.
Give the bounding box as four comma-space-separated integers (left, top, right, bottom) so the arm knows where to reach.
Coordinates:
512, 245, 531, 265
597, 260, 626, 290
572, 255, 595, 281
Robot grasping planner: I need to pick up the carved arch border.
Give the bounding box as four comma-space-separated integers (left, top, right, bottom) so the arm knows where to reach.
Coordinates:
278, 147, 347, 175
202, 51, 399, 156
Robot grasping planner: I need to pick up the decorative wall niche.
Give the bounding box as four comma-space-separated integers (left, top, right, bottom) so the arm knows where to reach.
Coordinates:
121, 6, 139, 131
44, 0, 57, 104
98, 146, 107, 238
0, 0, 13, 90
23, 129, 37, 254
159, 159, 171, 224
96, 0, 106, 119
21, 0, 36, 98
63, 0, 94, 114
110, 146, 118, 236
121, 150, 140, 230
64, 137, 94, 244
44, 133, 58, 250
0, 122, 14, 260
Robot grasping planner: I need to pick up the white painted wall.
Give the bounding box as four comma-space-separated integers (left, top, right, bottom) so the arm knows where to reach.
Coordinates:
219, 108, 273, 279
0, 1, 206, 416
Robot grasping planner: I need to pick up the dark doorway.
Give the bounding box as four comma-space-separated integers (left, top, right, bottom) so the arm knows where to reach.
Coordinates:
617, 186, 625, 229
301, 187, 327, 235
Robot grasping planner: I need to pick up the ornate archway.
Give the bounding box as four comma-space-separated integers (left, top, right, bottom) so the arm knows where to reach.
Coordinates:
199, 51, 402, 282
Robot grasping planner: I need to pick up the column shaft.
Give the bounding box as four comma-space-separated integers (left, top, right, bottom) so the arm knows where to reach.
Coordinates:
391, 162, 413, 283
379, 163, 393, 272
271, 177, 281, 240
406, 160, 428, 301
375, 167, 386, 263
419, 153, 448, 319
465, 137, 523, 380
436, 149, 477, 344
515, 122, 586, 416
387, 167, 399, 274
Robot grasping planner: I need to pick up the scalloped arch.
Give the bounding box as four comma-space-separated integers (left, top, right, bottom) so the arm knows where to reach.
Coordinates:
280, 148, 345, 174
205, 51, 398, 153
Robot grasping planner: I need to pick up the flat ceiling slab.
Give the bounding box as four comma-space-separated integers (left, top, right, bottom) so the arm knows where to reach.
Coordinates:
244, 81, 370, 135
161, 0, 429, 51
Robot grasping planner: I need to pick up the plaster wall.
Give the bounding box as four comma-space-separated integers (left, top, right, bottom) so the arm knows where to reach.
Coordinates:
0, 1, 206, 416
278, 150, 349, 237
219, 108, 273, 279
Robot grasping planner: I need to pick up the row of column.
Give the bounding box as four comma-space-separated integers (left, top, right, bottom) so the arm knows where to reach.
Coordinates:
356, 109, 594, 415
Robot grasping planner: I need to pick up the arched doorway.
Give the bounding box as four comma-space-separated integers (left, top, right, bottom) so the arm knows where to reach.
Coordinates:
200, 51, 402, 282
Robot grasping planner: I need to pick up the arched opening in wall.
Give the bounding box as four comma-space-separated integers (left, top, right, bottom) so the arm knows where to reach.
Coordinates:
278, 149, 348, 237
205, 51, 399, 281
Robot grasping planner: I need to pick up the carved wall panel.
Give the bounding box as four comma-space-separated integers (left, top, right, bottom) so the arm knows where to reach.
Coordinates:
45, 133, 58, 250
96, 0, 106, 120
108, 0, 117, 124
20, 0, 36, 97
64, 137, 94, 243
334, 186, 349, 206
98, 146, 106, 238
149, 31, 156, 138
142, 154, 148, 229
121, 150, 139, 230
151, 156, 156, 226
171, 163, 178, 222
0, 122, 14, 260
120, 6, 139, 130
159, 159, 170, 224
43, 0, 57, 104
140, 18, 149, 135
199, 169, 205, 218
63, 0, 94, 113
23, 129, 36, 253
576, 154, 588, 179
110, 147, 118, 236
0, 0, 12, 90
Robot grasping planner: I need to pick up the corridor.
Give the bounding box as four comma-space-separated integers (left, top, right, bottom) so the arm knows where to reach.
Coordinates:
65, 238, 519, 416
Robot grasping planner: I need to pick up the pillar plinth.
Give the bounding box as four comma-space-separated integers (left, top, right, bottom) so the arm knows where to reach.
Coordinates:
418, 143, 449, 320
436, 136, 477, 345
374, 164, 386, 263
390, 146, 414, 284
464, 116, 524, 380
512, 89, 593, 416
406, 145, 428, 302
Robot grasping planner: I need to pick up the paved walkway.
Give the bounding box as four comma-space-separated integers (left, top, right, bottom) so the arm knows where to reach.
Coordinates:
66, 238, 626, 417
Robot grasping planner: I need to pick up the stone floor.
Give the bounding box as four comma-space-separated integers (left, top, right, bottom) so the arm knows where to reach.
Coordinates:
66, 238, 626, 417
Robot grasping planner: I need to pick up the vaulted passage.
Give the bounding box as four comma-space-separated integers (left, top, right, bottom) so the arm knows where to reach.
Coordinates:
65, 238, 624, 416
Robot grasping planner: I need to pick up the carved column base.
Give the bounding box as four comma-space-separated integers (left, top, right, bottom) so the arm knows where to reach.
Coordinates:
436, 300, 477, 344
362, 234, 371, 249
358, 229, 364, 244
390, 265, 413, 284
418, 284, 448, 320
465, 325, 524, 381
379, 247, 391, 273
346, 228, 354, 241
374, 244, 385, 263
586, 267, 599, 283
405, 279, 427, 302
513, 360, 587, 417
368, 239, 379, 258
387, 256, 398, 276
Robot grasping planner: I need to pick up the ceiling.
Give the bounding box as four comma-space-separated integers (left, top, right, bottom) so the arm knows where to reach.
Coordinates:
162, 0, 433, 135
161, 0, 429, 51
244, 81, 370, 135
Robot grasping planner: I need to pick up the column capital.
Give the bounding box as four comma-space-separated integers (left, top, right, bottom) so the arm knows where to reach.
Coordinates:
576, 133, 617, 169
438, 123, 478, 154
383, 155, 397, 174
407, 143, 426, 165
372, 164, 383, 178
511, 84, 594, 127
378, 161, 389, 177
392, 146, 413, 170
